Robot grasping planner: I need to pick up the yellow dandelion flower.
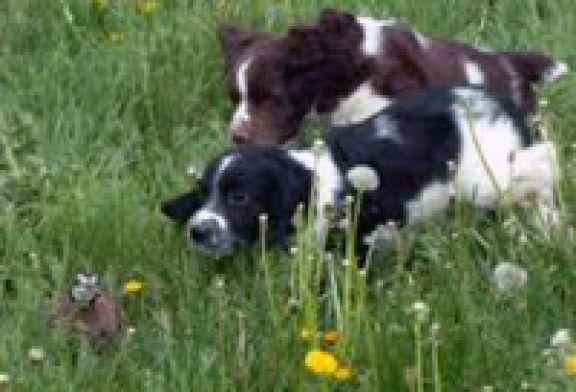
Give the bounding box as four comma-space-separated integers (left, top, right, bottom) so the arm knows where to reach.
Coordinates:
564, 355, 576, 376
106, 31, 125, 43
137, 1, 160, 15
299, 327, 313, 341
323, 329, 340, 345
91, 0, 108, 11
123, 278, 145, 295
304, 350, 339, 375
333, 365, 353, 381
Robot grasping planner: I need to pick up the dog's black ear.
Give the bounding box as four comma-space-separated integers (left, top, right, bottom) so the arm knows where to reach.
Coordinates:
217, 24, 268, 73
268, 157, 312, 245
160, 191, 203, 224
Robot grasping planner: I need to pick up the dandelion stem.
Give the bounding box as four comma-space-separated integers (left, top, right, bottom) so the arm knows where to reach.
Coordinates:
414, 320, 424, 392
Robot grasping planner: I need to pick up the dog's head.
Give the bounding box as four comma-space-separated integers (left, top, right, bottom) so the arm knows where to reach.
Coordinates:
161, 148, 312, 257
218, 9, 362, 146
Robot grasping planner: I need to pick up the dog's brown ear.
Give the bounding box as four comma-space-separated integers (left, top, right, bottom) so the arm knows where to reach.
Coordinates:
217, 24, 266, 73
373, 30, 430, 95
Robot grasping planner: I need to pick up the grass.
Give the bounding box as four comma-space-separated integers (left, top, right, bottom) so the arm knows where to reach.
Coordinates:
0, 0, 575, 390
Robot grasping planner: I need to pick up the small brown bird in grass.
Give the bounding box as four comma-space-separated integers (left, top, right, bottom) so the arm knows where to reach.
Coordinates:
47, 272, 123, 344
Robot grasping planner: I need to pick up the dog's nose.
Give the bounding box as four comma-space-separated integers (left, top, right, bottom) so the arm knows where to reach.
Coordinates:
189, 219, 219, 244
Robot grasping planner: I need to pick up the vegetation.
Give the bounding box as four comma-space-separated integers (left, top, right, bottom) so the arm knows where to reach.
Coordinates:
0, 0, 574, 390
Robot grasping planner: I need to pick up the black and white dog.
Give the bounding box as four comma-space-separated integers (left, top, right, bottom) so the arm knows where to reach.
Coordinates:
161, 86, 558, 258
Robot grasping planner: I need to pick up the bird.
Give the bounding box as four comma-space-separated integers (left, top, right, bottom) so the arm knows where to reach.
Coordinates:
47, 272, 123, 345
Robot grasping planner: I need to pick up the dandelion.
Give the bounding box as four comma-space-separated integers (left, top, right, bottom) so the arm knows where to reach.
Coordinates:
551, 329, 572, 348
106, 31, 125, 43
127, 326, 136, 335
137, 1, 160, 15
187, 165, 199, 182
28, 347, 46, 364
323, 329, 340, 345
304, 350, 339, 375
564, 356, 576, 376
214, 276, 225, 289
0, 373, 9, 388
429, 322, 441, 342
333, 365, 353, 380
493, 262, 528, 292
123, 278, 145, 295
411, 301, 430, 323
346, 165, 379, 192
312, 139, 325, 156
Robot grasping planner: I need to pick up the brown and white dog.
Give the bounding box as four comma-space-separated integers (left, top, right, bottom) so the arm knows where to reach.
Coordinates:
219, 8, 568, 145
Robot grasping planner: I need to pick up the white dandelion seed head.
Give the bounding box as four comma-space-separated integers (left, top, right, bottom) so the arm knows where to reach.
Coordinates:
429, 322, 441, 342
551, 328, 572, 348
0, 373, 9, 384
342, 258, 351, 267
287, 297, 300, 311
518, 232, 528, 244
187, 165, 199, 179
346, 165, 380, 192
289, 246, 298, 255
28, 347, 46, 363
411, 301, 430, 322
520, 381, 532, 390
214, 276, 225, 289
312, 139, 325, 156
358, 269, 367, 277
259, 213, 268, 223
493, 262, 528, 292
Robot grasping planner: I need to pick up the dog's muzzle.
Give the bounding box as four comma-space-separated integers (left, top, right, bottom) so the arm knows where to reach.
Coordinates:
187, 209, 234, 257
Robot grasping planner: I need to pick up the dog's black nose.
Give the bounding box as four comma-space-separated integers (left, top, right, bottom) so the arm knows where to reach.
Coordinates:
189, 219, 219, 244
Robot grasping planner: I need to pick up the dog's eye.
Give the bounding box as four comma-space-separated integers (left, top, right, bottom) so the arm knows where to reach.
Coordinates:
227, 191, 250, 206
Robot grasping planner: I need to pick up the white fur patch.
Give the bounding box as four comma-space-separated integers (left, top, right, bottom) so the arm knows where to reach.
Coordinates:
189, 154, 237, 232
413, 31, 432, 50
331, 82, 393, 125
451, 88, 523, 208
356, 15, 395, 56
215, 154, 236, 179
406, 181, 451, 225
189, 207, 229, 233
374, 115, 403, 143
289, 149, 343, 211
289, 148, 343, 236
230, 58, 252, 130
543, 61, 569, 82
463, 61, 485, 85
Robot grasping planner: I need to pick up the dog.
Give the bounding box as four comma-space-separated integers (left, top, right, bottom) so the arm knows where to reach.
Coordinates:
219, 8, 567, 145
161, 86, 558, 260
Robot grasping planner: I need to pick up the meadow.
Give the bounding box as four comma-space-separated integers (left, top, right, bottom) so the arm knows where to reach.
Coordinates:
0, 0, 575, 390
